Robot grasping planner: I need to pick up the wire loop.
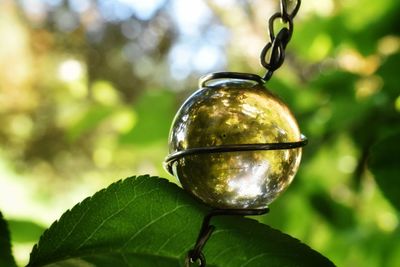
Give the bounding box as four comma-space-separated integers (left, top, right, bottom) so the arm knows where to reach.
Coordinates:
268, 12, 293, 41
185, 251, 206, 267
280, 0, 301, 21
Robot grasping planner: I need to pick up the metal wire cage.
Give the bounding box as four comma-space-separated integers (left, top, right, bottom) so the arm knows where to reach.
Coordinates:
165, 71, 307, 169
164, 71, 307, 210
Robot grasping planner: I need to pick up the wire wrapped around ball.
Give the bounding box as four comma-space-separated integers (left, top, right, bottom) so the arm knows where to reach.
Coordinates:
165, 71, 308, 175
165, 136, 308, 175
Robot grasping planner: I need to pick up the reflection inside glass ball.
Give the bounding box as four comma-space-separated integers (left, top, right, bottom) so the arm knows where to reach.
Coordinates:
168, 78, 303, 209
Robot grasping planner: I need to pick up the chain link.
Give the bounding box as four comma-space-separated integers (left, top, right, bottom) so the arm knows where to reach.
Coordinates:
260, 0, 301, 81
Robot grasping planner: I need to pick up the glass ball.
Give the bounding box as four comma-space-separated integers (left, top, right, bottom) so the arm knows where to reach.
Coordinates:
167, 76, 303, 209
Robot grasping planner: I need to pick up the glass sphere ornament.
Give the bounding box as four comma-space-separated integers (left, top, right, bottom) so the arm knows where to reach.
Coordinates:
165, 72, 307, 210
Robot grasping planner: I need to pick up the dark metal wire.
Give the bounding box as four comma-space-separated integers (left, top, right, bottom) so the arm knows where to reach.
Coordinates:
165, 136, 307, 175
185, 208, 270, 267
199, 72, 265, 88
260, 0, 301, 81
280, 0, 301, 20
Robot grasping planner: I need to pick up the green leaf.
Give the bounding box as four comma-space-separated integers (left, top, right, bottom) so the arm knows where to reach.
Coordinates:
67, 105, 114, 142
309, 192, 355, 229
0, 212, 18, 267
8, 219, 46, 244
28, 176, 335, 267
369, 132, 400, 211
119, 91, 175, 145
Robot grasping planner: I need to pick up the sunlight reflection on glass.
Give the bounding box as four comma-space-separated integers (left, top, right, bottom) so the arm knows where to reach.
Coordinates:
227, 160, 270, 199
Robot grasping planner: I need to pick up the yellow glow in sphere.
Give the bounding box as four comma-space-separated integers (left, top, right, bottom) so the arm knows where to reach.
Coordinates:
166, 74, 304, 209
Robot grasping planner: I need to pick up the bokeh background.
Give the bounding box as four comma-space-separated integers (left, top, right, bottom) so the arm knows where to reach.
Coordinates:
0, 0, 399, 266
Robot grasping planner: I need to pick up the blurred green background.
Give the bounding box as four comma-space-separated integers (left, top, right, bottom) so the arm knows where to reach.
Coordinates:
0, 0, 399, 266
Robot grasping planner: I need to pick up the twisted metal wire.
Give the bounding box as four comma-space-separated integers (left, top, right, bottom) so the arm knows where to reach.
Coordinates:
260, 0, 301, 81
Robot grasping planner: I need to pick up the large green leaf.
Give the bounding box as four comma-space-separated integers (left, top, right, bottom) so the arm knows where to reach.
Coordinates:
27, 176, 335, 267
369, 132, 400, 211
0, 212, 17, 267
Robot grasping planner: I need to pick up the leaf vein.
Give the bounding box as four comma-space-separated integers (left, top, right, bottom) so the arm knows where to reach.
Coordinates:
76, 188, 160, 250
52, 205, 91, 253
240, 252, 271, 267
121, 204, 189, 249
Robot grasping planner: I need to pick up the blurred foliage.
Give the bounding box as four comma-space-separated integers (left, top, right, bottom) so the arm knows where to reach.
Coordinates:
7, 219, 46, 244
369, 132, 400, 211
0, 212, 17, 267
0, 0, 399, 266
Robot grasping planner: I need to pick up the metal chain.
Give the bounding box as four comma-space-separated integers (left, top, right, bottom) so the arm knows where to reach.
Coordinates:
260, 0, 301, 81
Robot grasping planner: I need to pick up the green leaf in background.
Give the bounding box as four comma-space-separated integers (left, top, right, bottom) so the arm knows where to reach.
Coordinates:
309, 192, 355, 230
369, 132, 400, 211
0, 212, 18, 267
27, 176, 335, 267
119, 91, 175, 145
8, 219, 46, 244
67, 105, 114, 142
